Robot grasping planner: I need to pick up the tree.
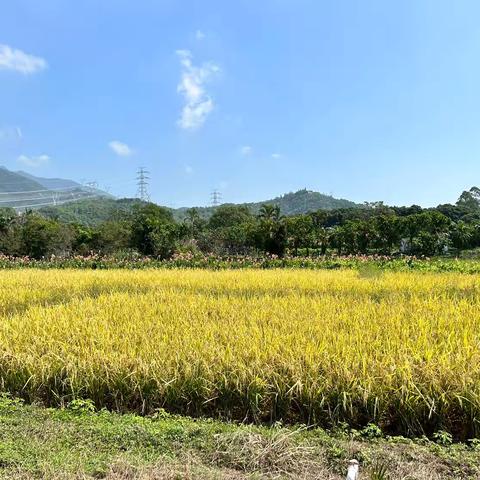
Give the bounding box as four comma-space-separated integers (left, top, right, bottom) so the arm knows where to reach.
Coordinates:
436, 203, 473, 222
456, 187, 480, 210
422, 211, 451, 234
183, 208, 206, 239
313, 226, 331, 255
71, 224, 95, 255
258, 204, 281, 222
257, 205, 286, 256
20, 212, 73, 259
330, 226, 346, 255
352, 220, 373, 253
216, 221, 258, 253
208, 205, 252, 230
0, 208, 19, 255
372, 215, 402, 254
450, 221, 475, 250
205, 206, 254, 254
412, 231, 449, 256
92, 221, 132, 254
130, 204, 177, 258
285, 215, 314, 255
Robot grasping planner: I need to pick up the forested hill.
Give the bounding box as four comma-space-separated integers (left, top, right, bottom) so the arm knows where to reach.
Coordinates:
174, 189, 359, 220
36, 189, 359, 225
249, 189, 358, 214
38, 198, 145, 226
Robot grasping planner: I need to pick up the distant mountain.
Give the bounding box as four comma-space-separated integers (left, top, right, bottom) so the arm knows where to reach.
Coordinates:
38, 189, 359, 225
246, 189, 358, 215
0, 167, 45, 193
0, 166, 111, 210
39, 197, 143, 226
173, 189, 359, 220
16, 170, 81, 190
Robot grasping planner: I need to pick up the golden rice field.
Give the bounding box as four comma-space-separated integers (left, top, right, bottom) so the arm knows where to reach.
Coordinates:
1, 269, 480, 437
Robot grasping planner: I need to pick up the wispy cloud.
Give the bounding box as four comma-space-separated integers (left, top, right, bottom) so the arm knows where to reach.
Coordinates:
271, 153, 283, 159
17, 154, 50, 167
109, 140, 133, 157
176, 49, 219, 130
195, 30, 206, 40
0, 44, 47, 75
184, 165, 194, 174
0, 126, 22, 141
240, 145, 253, 156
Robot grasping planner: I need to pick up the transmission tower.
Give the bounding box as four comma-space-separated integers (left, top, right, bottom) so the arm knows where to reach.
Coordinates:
210, 189, 222, 206
51, 191, 60, 206
136, 167, 150, 201
85, 181, 99, 191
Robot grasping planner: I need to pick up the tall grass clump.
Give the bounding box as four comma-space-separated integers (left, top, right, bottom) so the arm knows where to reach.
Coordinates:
0, 269, 479, 438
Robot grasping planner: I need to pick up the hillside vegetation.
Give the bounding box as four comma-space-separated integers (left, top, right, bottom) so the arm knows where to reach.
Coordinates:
0, 166, 110, 210
36, 189, 358, 225
39, 197, 144, 226
0, 184, 478, 259
174, 189, 359, 220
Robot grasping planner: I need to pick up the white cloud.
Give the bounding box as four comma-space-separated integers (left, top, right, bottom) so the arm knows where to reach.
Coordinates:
176, 49, 219, 130
184, 165, 194, 174
109, 140, 133, 157
0, 126, 22, 141
271, 153, 282, 159
17, 154, 50, 167
195, 30, 206, 40
240, 145, 252, 156
0, 44, 47, 75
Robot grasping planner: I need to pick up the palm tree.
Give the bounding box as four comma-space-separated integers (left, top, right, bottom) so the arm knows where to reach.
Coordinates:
184, 208, 203, 238
258, 204, 281, 222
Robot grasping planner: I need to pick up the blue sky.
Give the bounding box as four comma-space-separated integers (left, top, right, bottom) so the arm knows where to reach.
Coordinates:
1, 0, 480, 207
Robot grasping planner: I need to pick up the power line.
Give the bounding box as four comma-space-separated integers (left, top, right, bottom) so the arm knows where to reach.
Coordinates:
0, 186, 112, 204
136, 167, 150, 202
0, 190, 94, 204
0, 194, 57, 204
210, 189, 222, 207
0, 185, 81, 195
0, 175, 139, 197
11, 193, 104, 210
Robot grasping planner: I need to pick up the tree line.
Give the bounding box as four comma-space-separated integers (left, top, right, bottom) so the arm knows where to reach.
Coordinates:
0, 187, 479, 259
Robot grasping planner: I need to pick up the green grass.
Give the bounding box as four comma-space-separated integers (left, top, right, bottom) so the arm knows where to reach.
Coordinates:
0, 396, 479, 479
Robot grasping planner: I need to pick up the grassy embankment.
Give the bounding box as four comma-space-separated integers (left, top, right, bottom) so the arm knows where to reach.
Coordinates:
1, 396, 479, 479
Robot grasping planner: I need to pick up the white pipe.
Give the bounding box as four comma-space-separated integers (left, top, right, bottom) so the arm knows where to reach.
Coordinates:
346, 459, 359, 480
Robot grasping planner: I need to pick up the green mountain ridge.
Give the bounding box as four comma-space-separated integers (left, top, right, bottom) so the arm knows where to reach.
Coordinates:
0, 167, 45, 193
174, 189, 358, 220
0, 166, 360, 223
36, 189, 360, 226
0, 166, 111, 210
16, 170, 82, 190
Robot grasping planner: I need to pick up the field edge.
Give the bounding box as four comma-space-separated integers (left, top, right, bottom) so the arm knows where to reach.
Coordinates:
0, 396, 479, 479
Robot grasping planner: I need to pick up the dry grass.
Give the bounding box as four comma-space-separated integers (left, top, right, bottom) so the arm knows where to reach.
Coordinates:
104, 457, 248, 480
209, 429, 338, 479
